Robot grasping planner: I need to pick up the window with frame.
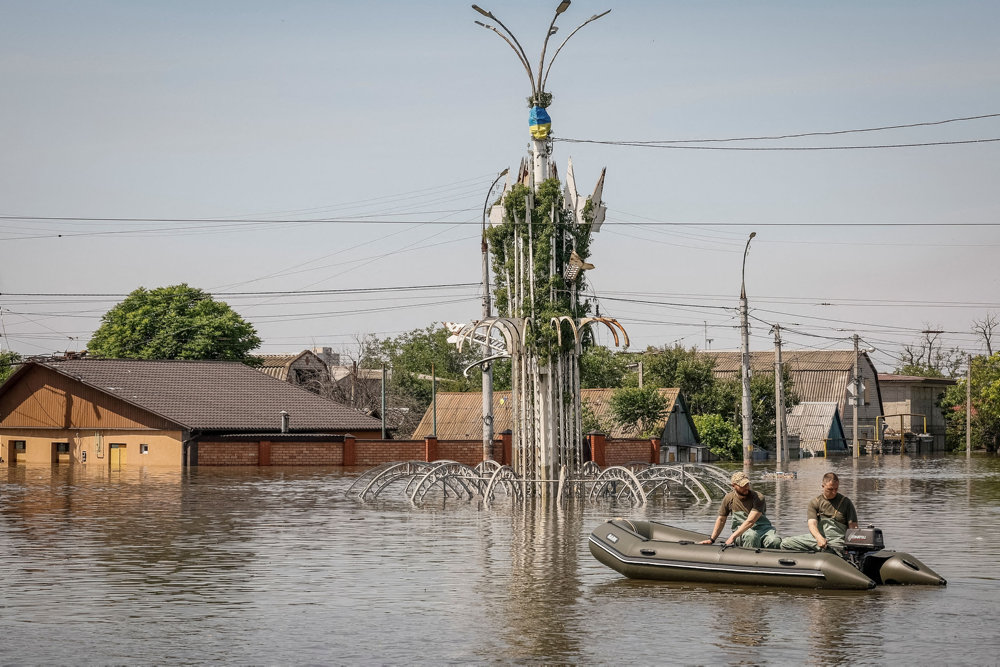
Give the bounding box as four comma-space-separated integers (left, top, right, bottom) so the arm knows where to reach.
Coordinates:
54, 442, 70, 453
140, 444, 149, 454
12, 440, 26, 452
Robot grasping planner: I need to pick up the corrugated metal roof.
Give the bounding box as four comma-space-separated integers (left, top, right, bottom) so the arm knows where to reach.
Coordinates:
701, 350, 859, 405
786, 402, 846, 451
701, 350, 858, 373
878, 373, 956, 385
15, 359, 382, 432
411, 388, 681, 440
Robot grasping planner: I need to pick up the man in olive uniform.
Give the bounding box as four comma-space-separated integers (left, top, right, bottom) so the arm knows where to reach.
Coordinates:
698, 471, 782, 549
781, 472, 859, 554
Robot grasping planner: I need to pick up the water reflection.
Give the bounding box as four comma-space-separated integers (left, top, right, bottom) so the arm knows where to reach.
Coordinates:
498, 500, 585, 662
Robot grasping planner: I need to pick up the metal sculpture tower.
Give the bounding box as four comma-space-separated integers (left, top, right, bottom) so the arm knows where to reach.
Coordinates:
455, 2, 622, 492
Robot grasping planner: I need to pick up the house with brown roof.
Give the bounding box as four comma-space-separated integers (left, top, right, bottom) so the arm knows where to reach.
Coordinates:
411, 388, 704, 462
0, 358, 382, 468
877, 373, 956, 451
699, 350, 883, 447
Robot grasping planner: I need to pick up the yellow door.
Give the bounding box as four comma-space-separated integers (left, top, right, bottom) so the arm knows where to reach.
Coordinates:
110, 443, 126, 470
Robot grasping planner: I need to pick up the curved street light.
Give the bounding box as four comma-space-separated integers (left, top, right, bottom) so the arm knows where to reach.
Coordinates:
481, 168, 510, 319
741, 231, 756, 300
472, 2, 610, 105
740, 231, 756, 466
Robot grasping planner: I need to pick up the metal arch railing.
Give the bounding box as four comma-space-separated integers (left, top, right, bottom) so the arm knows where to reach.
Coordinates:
347, 460, 735, 506
474, 459, 504, 476
407, 461, 484, 504
676, 463, 733, 495
633, 465, 714, 504
482, 465, 524, 505
588, 465, 648, 506
348, 461, 435, 501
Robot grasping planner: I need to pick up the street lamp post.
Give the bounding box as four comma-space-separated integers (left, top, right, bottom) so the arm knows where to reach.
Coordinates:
472, 2, 610, 186
740, 232, 756, 467
480, 168, 509, 461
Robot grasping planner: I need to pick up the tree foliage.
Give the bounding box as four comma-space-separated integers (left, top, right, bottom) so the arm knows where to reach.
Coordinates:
693, 413, 742, 461
361, 325, 482, 435
580, 345, 631, 389
940, 352, 1000, 453
609, 385, 669, 438
485, 178, 594, 354
0, 350, 22, 383
88, 284, 261, 361
642, 345, 719, 414
641, 344, 798, 453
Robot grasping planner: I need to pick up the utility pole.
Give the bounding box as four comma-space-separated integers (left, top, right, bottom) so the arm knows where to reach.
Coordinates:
967, 353, 972, 458
740, 233, 756, 466
380, 364, 387, 440
772, 324, 787, 465
852, 334, 861, 458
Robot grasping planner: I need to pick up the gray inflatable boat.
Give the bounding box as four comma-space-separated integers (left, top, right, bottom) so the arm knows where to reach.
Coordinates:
589, 519, 946, 590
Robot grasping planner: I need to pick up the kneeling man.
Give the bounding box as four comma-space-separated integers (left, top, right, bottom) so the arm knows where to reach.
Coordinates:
781, 472, 858, 554
699, 471, 782, 549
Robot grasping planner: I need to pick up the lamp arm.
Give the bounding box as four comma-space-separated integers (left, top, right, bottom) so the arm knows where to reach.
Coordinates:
536, 10, 563, 96
541, 9, 611, 92
482, 170, 509, 232
477, 15, 537, 96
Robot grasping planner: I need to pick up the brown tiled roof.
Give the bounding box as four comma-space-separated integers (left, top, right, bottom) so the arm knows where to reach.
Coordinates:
411, 388, 681, 440
28, 358, 381, 433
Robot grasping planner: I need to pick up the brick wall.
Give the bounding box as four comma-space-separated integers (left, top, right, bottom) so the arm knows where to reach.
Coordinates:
271, 442, 342, 465
436, 440, 489, 466
197, 436, 648, 469
199, 441, 259, 465
604, 438, 654, 466
354, 439, 424, 466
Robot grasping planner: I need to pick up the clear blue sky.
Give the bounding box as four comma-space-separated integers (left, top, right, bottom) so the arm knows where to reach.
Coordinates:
3, 1, 999, 372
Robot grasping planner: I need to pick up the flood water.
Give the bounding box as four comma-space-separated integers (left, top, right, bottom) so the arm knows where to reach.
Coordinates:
2, 455, 998, 666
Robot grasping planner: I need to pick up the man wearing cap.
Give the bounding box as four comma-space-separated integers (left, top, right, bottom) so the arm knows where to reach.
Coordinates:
698, 471, 782, 549
781, 472, 858, 554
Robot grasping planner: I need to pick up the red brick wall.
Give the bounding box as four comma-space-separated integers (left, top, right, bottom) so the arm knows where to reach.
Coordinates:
271, 442, 342, 465
199, 441, 259, 465
436, 440, 489, 466
197, 436, 643, 469
604, 438, 654, 466
354, 439, 424, 466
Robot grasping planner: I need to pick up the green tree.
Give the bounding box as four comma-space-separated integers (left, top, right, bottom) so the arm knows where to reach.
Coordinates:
940, 352, 1000, 452
643, 345, 719, 414
363, 325, 481, 433
88, 284, 261, 361
0, 350, 22, 383
693, 413, 742, 461
609, 386, 668, 438
580, 345, 631, 388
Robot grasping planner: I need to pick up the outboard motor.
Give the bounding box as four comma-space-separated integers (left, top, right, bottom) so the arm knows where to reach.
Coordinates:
844, 525, 946, 586
843, 525, 884, 569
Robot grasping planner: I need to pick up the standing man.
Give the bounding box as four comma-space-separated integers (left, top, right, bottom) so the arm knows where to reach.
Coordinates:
781, 472, 859, 554
699, 471, 782, 549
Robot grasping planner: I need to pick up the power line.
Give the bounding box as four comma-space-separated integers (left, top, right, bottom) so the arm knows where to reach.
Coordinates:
555, 137, 1000, 150
555, 112, 1000, 145
0, 282, 481, 298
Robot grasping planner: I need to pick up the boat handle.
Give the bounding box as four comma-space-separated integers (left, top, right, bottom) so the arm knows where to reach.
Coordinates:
640, 549, 657, 556
778, 558, 797, 566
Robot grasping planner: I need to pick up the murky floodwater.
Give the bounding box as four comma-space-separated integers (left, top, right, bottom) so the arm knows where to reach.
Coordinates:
2, 455, 998, 665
